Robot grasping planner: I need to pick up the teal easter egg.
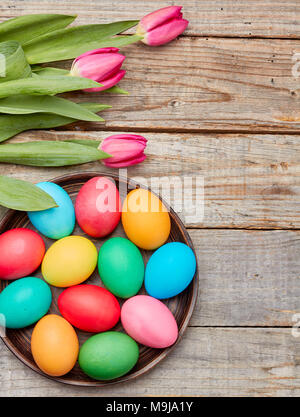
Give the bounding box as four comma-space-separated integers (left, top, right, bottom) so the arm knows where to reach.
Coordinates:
0, 277, 52, 328
27, 182, 75, 239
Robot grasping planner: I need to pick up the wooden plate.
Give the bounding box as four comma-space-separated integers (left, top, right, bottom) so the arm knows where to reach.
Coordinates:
0, 172, 198, 386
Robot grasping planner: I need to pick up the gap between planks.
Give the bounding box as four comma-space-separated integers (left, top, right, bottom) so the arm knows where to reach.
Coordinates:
186, 227, 300, 230
58, 125, 300, 135
188, 325, 293, 328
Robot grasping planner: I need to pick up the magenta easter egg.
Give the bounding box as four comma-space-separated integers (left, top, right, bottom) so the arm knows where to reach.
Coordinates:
0, 228, 45, 280
75, 177, 121, 238
121, 295, 178, 348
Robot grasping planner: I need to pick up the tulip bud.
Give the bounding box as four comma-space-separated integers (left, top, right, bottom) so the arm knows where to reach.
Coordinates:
100, 134, 147, 168
136, 6, 188, 46
70, 47, 126, 92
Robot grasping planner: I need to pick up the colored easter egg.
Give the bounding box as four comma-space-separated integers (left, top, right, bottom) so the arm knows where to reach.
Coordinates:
31, 314, 79, 377
145, 242, 196, 299
0, 228, 45, 280
0, 277, 52, 329
121, 295, 178, 348
28, 182, 75, 240
42, 236, 97, 287
58, 284, 120, 332
79, 332, 139, 380
122, 188, 171, 250
75, 177, 121, 238
98, 237, 144, 298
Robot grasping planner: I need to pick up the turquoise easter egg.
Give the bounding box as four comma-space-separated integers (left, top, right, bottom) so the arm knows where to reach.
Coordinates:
0, 277, 52, 328
27, 182, 75, 239
145, 242, 196, 299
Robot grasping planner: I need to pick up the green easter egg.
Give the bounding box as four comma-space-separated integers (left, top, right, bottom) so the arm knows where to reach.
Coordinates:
98, 237, 144, 298
78, 331, 139, 380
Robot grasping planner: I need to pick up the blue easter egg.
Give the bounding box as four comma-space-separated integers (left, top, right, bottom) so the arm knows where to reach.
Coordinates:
0, 277, 52, 329
145, 242, 196, 299
28, 182, 75, 239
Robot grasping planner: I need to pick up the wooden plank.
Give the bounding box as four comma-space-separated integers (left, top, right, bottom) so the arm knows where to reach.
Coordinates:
0, 12, 299, 132
1, 328, 300, 397
50, 37, 300, 133
1, 0, 300, 39
189, 229, 300, 327
1, 130, 299, 229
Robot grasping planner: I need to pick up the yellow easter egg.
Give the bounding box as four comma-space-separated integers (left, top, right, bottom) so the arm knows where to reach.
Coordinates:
122, 189, 171, 250
42, 236, 97, 287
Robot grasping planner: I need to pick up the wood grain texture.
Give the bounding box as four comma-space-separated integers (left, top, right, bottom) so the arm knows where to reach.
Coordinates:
1, 130, 299, 229
1, 7, 300, 132
1, 328, 300, 397
190, 229, 300, 327
2, 0, 300, 38
52, 37, 300, 133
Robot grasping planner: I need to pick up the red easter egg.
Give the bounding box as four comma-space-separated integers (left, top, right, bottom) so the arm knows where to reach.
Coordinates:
0, 228, 45, 280
58, 284, 121, 332
75, 177, 121, 238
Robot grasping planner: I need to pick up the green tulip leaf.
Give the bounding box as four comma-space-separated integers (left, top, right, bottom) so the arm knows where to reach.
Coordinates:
0, 95, 106, 121
86, 34, 142, 50
0, 41, 32, 83
0, 75, 102, 98
0, 14, 76, 45
64, 139, 102, 148
24, 21, 141, 64
105, 85, 129, 94
32, 67, 69, 77
0, 102, 110, 142
0, 175, 58, 211
0, 141, 110, 167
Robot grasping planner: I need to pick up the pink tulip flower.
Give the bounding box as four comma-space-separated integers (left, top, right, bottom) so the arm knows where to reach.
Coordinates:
70, 47, 126, 92
100, 134, 147, 168
136, 6, 189, 46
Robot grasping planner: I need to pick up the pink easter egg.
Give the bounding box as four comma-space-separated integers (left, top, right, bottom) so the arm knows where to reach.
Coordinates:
121, 295, 178, 348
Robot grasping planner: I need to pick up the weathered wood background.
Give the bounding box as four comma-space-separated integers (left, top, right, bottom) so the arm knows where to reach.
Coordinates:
0, 0, 300, 397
